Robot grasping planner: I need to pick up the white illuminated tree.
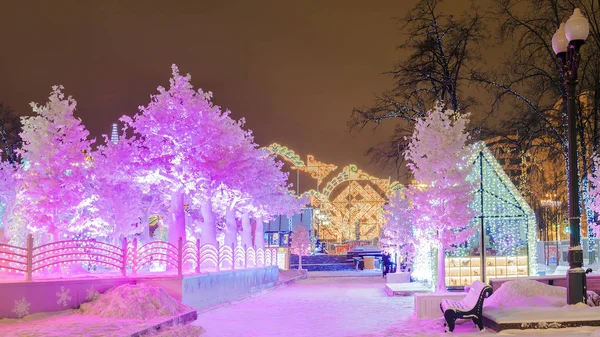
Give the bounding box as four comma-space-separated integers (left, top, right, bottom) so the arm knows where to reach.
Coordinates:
122, 65, 252, 246
11, 86, 98, 244
290, 224, 310, 270
381, 191, 415, 266
588, 155, 600, 236
91, 132, 149, 243
405, 102, 475, 291
0, 160, 16, 242
124, 65, 305, 248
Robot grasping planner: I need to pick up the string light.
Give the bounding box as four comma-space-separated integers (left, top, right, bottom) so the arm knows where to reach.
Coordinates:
443, 142, 537, 285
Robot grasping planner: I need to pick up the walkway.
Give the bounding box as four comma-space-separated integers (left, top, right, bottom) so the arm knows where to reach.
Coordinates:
193, 276, 600, 337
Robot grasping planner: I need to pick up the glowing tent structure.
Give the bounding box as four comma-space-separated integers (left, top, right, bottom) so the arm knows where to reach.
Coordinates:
445, 142, 537, 287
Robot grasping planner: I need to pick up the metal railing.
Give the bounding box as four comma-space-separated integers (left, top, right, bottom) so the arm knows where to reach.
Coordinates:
0, 234, 277, 281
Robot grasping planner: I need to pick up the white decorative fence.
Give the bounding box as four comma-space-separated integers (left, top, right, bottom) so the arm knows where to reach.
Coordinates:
0, 234, 277, 281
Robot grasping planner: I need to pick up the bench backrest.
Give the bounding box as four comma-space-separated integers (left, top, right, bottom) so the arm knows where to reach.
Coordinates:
461, 280, 492, 312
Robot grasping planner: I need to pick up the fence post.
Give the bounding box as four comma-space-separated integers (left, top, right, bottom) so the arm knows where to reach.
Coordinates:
195, 238, 200, 274
25, 234, 33, 281
272, 248, 276, 266
244, 244, 247, 269
231, 243, 235, 270
216, 242, 220, 272
121, 237, 127, 277
177, 237, 183, 277
131, 238, 138, 275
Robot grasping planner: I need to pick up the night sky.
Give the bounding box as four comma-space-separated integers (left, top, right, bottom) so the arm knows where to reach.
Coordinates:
1, 0, 486, 191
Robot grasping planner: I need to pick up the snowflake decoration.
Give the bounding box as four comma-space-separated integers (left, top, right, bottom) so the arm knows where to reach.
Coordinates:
85, 286, 99, 302
56, 286, 72, 307
12, 297, 31, 318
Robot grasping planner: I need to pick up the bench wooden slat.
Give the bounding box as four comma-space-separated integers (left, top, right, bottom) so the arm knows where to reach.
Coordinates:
439, 280, 492, 332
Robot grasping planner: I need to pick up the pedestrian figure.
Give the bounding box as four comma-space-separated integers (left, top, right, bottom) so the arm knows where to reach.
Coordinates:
382, 250, 391, 278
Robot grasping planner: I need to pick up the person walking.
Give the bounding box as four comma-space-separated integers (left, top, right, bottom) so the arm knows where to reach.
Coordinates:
382, 250, 391, 278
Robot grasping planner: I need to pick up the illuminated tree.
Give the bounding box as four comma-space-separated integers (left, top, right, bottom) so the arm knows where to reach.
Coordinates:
10, 86, 97, 244
290, 224, 310, 270
91, 131, 149, 242
405, 102, 475, 291
381, 191, 415, 265
588, 155, 600, 236
122, 65, 242, 246
124, 65, 305, 248
0, 160, 17, 241
210, 148, 307, 249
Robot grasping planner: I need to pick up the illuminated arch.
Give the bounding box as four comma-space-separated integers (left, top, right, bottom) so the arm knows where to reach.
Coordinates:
311, 165, 405, 242
264, 143, 305, 168
321, 164, 404, 197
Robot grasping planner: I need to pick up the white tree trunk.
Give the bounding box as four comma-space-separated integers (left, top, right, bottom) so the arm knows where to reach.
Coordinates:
298, 254, 303, 270
224, 208, 237, 248
254, 217, 265, 249
436, 246, 447, 292
168, 189, 186, 247
200, 201, 217, 246
241, 212, 252, 248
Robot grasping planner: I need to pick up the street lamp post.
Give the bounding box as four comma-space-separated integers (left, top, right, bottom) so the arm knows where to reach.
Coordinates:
552, 8, 590, 305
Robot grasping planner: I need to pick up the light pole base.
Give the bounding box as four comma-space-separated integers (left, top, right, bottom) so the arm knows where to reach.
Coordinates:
567, 247, 587, 304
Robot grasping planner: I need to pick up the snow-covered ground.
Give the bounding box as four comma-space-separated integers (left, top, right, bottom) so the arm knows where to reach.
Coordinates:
194, 276, 600, 337
5, 276, 600, 336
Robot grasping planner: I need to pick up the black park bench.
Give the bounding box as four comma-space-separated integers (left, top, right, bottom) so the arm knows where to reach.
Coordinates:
439, 280, 492, 332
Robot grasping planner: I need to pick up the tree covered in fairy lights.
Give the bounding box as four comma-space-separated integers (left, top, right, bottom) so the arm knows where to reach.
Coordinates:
0, 160, 17, 242
122, 65, 305, 247
290, 224, 311, 270
588, 155, 600, 237
404, 102, 476, 291
381, 191, 415, 266
8, 86, 98, 245
0, 66, 305, 249
91, 130, 150, 243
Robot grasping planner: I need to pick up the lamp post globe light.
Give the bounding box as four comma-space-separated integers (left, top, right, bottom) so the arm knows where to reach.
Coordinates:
551, 8, 590, 305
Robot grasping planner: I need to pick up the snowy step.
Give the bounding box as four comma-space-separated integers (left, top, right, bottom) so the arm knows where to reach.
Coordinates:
385, 282, 431, 297
386, 272, 410, 283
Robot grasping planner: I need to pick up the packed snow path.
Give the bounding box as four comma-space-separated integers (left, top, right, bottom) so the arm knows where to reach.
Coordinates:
193, 277, 600, 337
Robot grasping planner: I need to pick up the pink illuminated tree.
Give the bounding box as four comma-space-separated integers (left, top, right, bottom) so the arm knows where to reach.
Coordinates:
290, 224, 310, 270
0, 160, 17, 242
210, 147, 307, 249
588, 155, 600, 236
122, 65, 245, 246
405, 102, 475, 291
11, 86, 97, 244
124, 65, 304, 248
381, 191, 415, 266
91, 131, 150, 242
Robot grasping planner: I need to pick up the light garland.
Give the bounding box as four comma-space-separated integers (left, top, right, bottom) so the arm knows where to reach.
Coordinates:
264, 143, 306, 168
410, 142, 538, 285
302, 165, 405, 241
300, 155, 338, 186
458, 142, 537, 276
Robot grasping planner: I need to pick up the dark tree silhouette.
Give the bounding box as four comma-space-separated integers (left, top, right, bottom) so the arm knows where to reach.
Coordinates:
349, 0, 486, 177
0, 103, 22, 164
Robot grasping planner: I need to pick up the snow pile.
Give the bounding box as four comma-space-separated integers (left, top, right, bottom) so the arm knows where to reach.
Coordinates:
485, 279, 567, 308
80, 283, 193, 319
